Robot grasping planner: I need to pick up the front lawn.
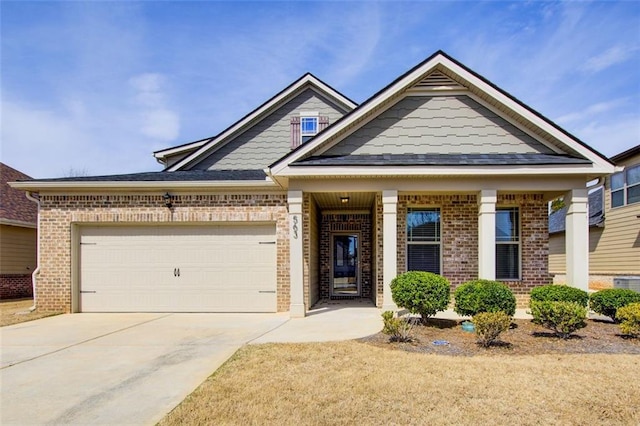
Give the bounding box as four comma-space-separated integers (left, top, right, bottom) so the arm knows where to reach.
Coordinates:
160, 340, 640, 425
0, 299, 61, 326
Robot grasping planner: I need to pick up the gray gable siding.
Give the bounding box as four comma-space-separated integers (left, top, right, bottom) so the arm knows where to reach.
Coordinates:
322, 95, 554, 156
193, 89, 347, 170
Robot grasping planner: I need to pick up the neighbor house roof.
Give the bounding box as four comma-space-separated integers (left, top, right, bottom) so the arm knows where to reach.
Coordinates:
610, 144, 640, 164
1, 163, 37, 226
549, 187, 604, 234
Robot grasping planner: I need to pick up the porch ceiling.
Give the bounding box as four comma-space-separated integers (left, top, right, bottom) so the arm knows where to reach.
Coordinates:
312, 192, 376, 210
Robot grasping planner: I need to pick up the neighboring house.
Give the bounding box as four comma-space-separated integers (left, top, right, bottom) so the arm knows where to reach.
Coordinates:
550, 145, 640, 289
12, 51, 615, 316
1, 163, 37, 299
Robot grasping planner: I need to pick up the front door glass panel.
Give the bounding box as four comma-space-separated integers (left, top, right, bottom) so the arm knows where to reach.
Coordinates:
332, 235, 359, 295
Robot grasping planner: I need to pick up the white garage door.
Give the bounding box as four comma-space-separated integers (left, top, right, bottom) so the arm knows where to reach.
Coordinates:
79, 224, 277, 312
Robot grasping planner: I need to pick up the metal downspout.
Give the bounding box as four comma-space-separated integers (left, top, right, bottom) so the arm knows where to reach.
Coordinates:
25, 191, 40, 312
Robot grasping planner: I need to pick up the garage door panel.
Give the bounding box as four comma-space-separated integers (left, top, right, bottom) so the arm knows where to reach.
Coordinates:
79, 225, 277, 312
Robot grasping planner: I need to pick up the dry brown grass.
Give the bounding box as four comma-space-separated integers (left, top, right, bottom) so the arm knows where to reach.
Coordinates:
0, 299, 61, 326
161, 341, 640, 426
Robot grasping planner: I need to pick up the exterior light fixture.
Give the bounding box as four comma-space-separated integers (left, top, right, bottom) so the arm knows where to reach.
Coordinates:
340, 197, 350, 204
162, 192, 173, 208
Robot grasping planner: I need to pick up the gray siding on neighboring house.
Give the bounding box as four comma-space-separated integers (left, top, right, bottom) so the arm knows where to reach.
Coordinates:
323, 95, 554, 156
193, 89, 348, 170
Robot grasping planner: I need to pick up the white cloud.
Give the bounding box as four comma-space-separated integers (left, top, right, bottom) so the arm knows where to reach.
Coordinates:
574, 116, 640, 157
582, 45, 637, 73
129, 73, 180, 141
556, 99, 627, 124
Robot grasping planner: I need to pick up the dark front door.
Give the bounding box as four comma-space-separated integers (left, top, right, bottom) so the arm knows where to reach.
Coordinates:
331, 234, 359, 296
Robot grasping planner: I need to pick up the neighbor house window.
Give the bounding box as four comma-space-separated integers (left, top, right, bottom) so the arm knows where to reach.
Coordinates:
496, 207, 520, 280
611, 164, 640, 208
406, 208, 441, 274
300, 116, 318, 144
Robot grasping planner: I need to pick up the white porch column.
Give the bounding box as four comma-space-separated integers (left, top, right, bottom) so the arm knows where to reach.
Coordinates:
478, 190, 497, 280
288, 190, 305, 318
565, 188, 589, 292
382, 190, 398, 311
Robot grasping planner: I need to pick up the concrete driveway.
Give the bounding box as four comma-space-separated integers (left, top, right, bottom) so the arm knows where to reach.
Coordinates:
0, 313, 288, 425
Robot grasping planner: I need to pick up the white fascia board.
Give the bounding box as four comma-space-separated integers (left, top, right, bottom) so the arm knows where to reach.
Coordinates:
0, 218, 37, 228
168, 75, 357, 172
276, 164, 612, 178
9, 180, 279, 192
153, 140, 208, 160
438, 56, 614, 172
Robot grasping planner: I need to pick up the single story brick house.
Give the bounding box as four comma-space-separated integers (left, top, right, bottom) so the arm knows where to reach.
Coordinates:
12, 51, 615, 316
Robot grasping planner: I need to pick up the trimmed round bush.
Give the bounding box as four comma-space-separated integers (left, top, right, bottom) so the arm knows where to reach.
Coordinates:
590, 289, 640, 322
530, 301, 587, 339
390, 271, 450, 324
472, 311, 512, 347
453, 279, 516, 317
530, 285, 588, 308
616, 302, 640, 337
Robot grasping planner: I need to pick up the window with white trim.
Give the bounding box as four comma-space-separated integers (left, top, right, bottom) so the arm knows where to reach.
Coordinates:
611, 163, 640, 208
300, 116, 318, 144
406, 208, 441, 274
495, 207, 520, 280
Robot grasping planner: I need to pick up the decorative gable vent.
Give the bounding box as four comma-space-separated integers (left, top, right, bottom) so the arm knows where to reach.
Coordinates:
412, 71, 465, 91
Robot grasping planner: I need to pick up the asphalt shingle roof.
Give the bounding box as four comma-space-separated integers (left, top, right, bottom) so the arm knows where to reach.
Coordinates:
17, 169, 267, 183
1, 163, 37, 224
292, 153, 591, 167
548, 188, 604, 234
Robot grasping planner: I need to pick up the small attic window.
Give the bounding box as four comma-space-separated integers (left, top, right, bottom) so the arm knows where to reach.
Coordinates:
300, 117, 318, 143
290, 113, 329, 149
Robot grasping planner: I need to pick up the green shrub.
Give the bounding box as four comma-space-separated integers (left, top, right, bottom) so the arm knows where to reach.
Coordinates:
530, 301, 587, 339
453, 279, 516, 317
472, 311, 512, 347
530, 285, 588, 307
616, 303, 640, 337
390, 271, 450, 324
381, 311, 415, 342
590, 289, 640, 322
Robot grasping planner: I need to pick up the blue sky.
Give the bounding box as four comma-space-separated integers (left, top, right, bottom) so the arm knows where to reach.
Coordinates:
2, 1, 639, 178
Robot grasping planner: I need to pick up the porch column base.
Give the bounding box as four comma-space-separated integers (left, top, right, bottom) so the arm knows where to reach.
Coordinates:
289, 303, 306, 318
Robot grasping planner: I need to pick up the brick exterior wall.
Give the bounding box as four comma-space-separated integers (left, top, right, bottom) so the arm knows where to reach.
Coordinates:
319, 212, 373, 300
375, 194, 384, 307
0, 274, 33, 299
35, 193, 289, 313
393, 193, 549, 308
498, 193, 551, 307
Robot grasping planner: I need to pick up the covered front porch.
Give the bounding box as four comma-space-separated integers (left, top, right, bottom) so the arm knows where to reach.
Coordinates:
287, 185, 590, 318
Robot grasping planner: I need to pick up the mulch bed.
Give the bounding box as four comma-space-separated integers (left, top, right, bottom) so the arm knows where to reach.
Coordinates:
360, 317, 640, 356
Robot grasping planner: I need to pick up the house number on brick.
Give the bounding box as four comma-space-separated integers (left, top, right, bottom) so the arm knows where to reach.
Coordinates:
292, 216, 299, 239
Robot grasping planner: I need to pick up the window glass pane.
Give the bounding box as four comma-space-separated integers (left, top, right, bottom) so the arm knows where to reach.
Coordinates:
407, 209, 440, 242
496, 208, 519, 242
496, 244, 519, 280
300, 117, 317, 134
611, 172, 625, 190
611, 189, 624, 208
301, 135, 314, 144
408, 245, 440, 274
626, 165, 640, 186
627, 184, 640, 205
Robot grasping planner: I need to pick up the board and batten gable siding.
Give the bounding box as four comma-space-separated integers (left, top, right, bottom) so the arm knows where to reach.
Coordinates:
323, 95, 554, 156
193, 89, 348, 170
549, 150, 640, 279
0, 225, 37, 274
